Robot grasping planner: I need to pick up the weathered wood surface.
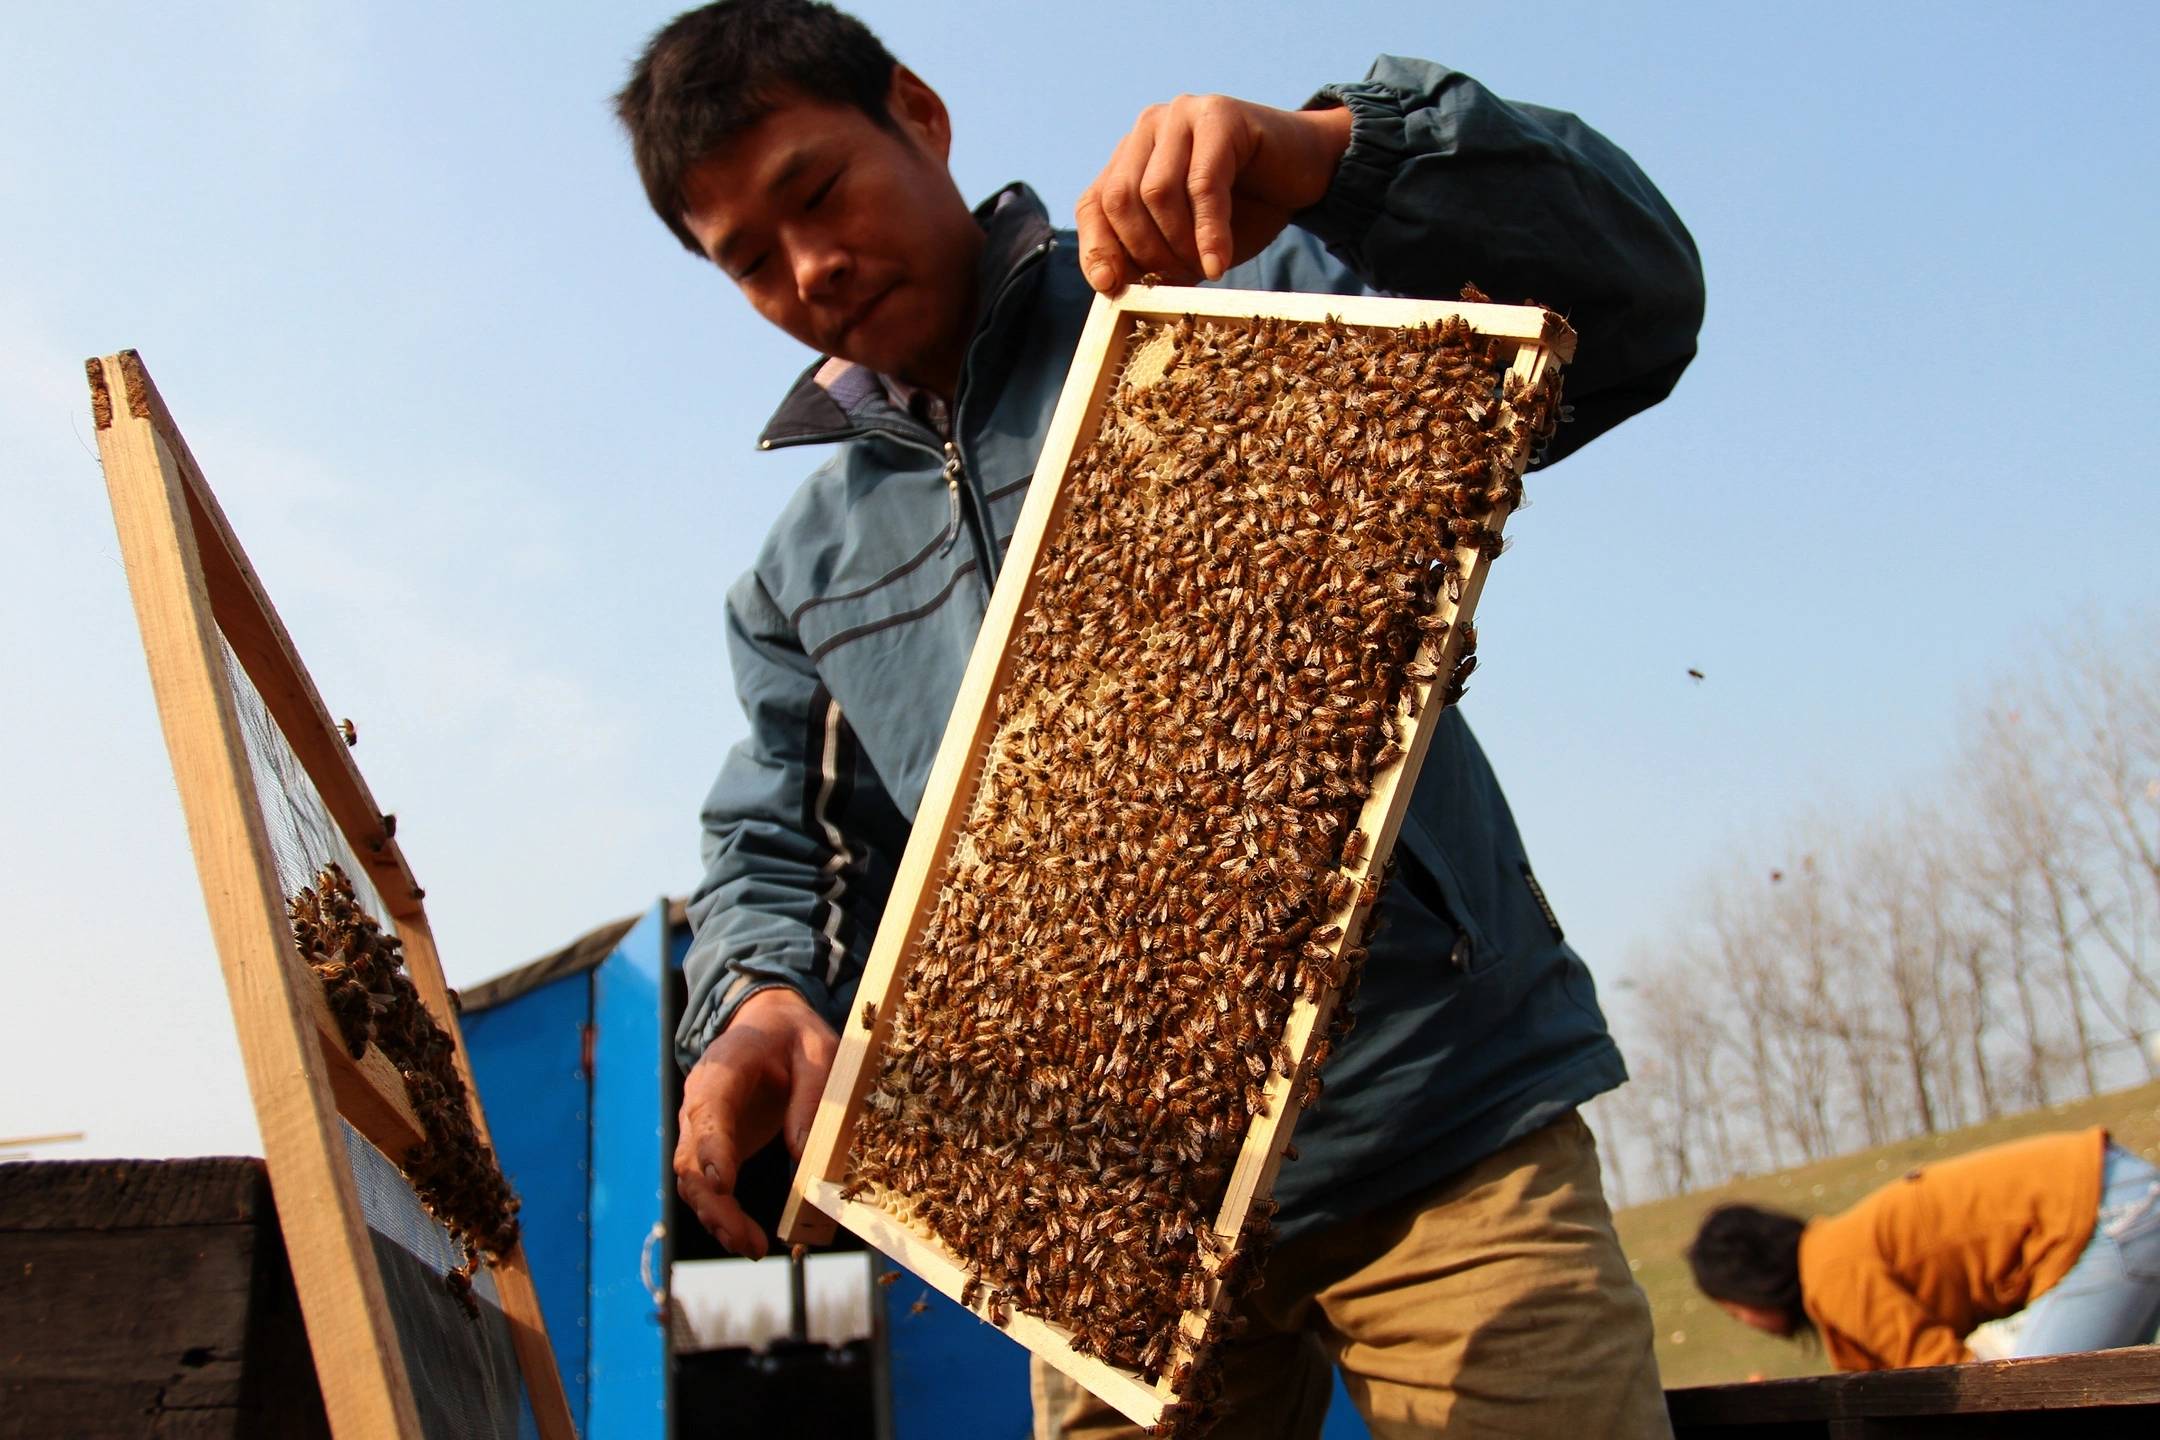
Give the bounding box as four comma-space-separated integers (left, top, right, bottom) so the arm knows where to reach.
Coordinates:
1, 1154, 264, 1230
0, 1158, 331, 1440
1666, 1348, 2160, 1437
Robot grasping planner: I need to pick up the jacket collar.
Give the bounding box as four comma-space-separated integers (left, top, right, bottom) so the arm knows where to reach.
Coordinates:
757, 183, 1058, 451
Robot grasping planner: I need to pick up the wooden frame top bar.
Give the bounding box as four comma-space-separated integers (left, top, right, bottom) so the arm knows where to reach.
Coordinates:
1113, 281, 1577, 360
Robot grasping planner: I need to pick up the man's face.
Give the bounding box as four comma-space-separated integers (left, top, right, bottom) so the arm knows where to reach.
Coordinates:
1715, 1299, 1795, 1338
679, 70, 984, 395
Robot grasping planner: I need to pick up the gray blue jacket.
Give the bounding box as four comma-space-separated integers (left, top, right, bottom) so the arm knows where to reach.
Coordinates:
681, 57, 1704, 1240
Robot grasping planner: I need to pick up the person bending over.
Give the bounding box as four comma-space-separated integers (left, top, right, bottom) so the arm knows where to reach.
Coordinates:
1690, 1127, 2160, 1371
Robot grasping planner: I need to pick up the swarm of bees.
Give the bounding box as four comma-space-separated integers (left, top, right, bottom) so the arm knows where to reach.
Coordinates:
288, 863, 521, 1316
844, 307, 1562, 1433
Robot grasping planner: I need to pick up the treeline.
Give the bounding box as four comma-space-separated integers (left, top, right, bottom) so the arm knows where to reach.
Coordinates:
674, 1283, 872, 1352
1590, 618, 2160, 1207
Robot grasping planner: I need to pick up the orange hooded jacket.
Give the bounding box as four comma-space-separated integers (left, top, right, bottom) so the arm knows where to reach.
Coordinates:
1798, 1126, 2107, 1370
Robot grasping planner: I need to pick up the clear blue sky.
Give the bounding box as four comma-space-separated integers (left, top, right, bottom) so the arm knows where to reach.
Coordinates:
4, 1, 2155, 1158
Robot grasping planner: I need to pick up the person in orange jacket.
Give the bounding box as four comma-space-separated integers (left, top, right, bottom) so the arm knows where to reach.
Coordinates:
1686, 1127, 2160, 1370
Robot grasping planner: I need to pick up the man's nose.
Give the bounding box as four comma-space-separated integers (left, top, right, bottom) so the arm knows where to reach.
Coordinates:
793, 238, 852, 302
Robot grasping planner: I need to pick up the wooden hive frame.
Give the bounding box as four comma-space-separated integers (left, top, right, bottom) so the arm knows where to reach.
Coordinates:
778, 285, 1573, 1429
85, 350, 577, 1440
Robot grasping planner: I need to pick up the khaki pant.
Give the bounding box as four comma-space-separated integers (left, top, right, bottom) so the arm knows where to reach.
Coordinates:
1032, 1112, 1669, 1439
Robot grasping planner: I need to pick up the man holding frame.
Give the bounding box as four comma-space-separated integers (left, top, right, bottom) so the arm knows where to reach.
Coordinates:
615, 3, 1703, 1432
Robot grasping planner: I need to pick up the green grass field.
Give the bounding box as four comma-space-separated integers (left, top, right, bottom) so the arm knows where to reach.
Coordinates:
1612, 1079, 2160, 1388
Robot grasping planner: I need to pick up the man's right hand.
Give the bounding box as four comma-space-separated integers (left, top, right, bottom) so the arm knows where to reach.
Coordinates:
674, 986, 839, 1260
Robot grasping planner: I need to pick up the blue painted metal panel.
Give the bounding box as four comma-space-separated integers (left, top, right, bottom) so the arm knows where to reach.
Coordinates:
881, 1263, 1032, 1440
877, 1254, 1374, 1438
462, 972, 593, 1432
589, 900, 672, 1437
1322, 1371, 1371, 1438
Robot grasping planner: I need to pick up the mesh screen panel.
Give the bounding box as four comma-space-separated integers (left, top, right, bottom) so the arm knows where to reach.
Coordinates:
218, 635, 538, 1437
343, 1122, 537, 1440
222, 637, 391, 919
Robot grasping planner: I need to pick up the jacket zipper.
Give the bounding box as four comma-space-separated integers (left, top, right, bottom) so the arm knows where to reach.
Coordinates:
758, 237, 1058, 591
939, 442, 965, 556
947, 237, 1057, 589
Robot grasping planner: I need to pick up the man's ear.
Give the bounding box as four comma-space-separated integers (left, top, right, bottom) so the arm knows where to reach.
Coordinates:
886, 65, 953, 164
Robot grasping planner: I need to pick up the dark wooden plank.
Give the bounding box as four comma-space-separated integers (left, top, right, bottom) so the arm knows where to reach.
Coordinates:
0, 1379, 262, 1438
1, 1223, 253, 1431
0, 1156, 266, 1231
0, 1159, 330, 1440
0, 1381, 252, 1439
1674, 1405, 2160, 1438
1667, 1348, 2160, 1428
1829, 1410, 2160, 1438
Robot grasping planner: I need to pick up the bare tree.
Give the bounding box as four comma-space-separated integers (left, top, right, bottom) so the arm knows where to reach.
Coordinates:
1606, 939, 1748, 1197
1957, 811, 2058, 1109
1967, 706, 2105, 1097
1917, 823, 2002, 1119
1708, 865, 1842, 1165
2052, 632, 2160, 1067
1848, 820, 1945, 1135
1594, 614, 2160, 1204
1918, 830, 1993, 1124
1776, 852, 1896, 1145
1708, 884, 1791, 1171
2063, 619, 2160, 914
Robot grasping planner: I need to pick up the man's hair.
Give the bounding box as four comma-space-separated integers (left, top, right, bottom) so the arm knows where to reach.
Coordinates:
1686, 1203, 1812, 1336
615, 0, 899, 256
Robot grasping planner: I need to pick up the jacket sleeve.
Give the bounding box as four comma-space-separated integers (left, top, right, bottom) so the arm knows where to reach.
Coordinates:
675, 568, 904, 1070
1280, 55, 1706, 464
1817, 1260, 1974, 1371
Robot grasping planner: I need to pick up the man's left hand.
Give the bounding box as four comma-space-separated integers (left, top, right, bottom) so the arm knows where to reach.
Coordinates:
1076, 94, 1353, 294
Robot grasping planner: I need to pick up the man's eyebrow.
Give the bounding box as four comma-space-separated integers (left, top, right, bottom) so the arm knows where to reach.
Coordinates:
713, 148, 817, 269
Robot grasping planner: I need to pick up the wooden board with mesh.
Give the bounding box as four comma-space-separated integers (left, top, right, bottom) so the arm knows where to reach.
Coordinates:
85, 350, 576, 1440
777, 286, 1573, 1432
